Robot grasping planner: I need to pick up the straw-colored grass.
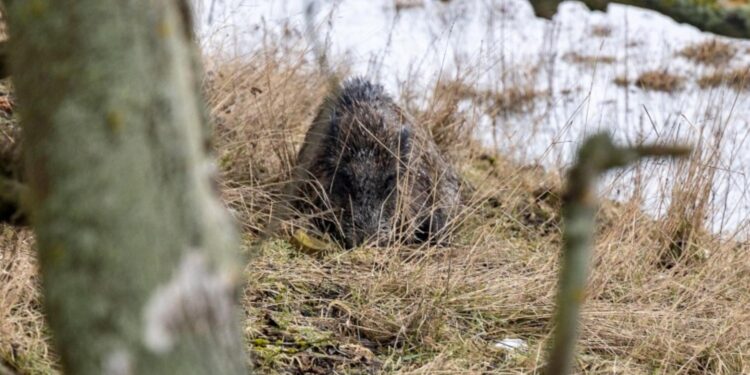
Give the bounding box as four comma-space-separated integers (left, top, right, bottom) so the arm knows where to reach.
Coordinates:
635, 69, 686, 92
698, 67, 750, 91
679, 39, 737, 66
563, 52, 616, 67
1, 44, 749, 375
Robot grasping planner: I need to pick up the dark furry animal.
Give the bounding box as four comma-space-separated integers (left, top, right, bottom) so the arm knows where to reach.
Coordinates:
290, 78, 461, 248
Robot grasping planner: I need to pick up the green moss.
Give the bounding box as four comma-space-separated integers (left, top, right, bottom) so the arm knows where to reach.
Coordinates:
218, 151, 234, 170
4, 349, 59, 375
288, 324, 332, 346
252, 338, 271, 346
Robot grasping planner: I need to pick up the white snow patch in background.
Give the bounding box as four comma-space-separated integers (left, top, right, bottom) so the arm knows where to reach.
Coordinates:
192, 0, 750, 237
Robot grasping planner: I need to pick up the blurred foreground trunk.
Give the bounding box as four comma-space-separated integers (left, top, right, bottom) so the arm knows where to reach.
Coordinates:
5, 1, 248, 374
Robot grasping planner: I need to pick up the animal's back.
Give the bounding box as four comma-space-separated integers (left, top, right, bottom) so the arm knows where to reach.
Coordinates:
317, 77, 407, 145
293, 77, 408, 190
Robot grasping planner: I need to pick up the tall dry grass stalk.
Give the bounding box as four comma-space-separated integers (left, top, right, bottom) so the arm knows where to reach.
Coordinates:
660, 131, 722, 268
0, 226, 56, 374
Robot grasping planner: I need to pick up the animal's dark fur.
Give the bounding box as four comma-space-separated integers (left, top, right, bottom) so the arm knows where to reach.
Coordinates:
290, 78, 461, 248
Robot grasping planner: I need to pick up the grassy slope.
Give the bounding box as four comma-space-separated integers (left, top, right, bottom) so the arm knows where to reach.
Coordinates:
1, 49, 749, 374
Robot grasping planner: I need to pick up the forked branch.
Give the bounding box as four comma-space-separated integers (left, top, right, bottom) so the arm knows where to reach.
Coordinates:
546, 133, 690, 375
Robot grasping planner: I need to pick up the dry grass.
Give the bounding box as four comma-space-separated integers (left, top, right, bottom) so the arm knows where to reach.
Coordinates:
438, 79, 547, 117
658, 125, 724, 268
635, 69, 685, 92
590, 24, 613, 38
0, 226, 56, 374
1, 41, 750, 375
394, 0, 425, 12
204, 45, 750, 373
0, 80, 56, 374
680, 39, 737, 66
698, 67, 750, 91
613, 75, 630, 87
563, 52, 616, 66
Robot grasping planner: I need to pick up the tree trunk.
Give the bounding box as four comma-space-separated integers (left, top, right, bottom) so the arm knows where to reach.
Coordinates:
5, 1, 248, 374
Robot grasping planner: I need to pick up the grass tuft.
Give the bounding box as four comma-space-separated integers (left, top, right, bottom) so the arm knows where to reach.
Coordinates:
679, 39, 736, 66
563, 52, 616, 67
698, 67, 750, 91
635, 69, 685, 92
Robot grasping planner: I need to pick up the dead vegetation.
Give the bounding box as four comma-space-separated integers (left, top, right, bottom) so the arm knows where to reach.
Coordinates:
590, 24, 613, 38
680, 39, 737, 66
0, 226, 55, 375
613, 75, 630, 87
184, 46, 750, 373
394, 0, 425, 12
634, 69, 686, 92
1, 39, 750, 375
437, 79, 547, 116
177, 44, 750, 373
563, 51, 616, 66
698, 66, 750, 90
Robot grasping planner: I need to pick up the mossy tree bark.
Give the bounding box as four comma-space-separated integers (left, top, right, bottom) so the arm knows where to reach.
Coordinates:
530, 0, 750, 39
5, 1, 248, 374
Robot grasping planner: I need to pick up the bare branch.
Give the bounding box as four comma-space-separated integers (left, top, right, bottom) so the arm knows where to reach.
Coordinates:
546, 133, 690, 375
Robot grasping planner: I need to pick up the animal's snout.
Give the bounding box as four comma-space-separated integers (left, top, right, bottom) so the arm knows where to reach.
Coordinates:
343, 213, 388, 248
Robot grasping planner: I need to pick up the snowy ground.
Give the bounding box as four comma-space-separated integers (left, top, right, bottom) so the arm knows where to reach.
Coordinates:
192, 0, 750, 237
